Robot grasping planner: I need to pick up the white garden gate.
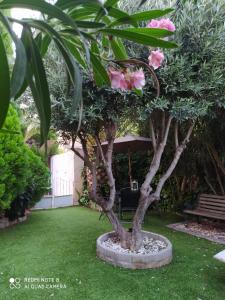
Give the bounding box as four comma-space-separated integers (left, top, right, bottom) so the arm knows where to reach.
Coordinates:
33, 149, 84, 209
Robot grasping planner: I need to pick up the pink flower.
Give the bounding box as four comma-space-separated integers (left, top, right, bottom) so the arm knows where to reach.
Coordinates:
109, 68, 146, 91
130, 69, 145, 89
147, 18, 175, 32
159, 18, 176, 32
147, 19, 160, 28
109, 68, 127, 90
148, 50, 165, 69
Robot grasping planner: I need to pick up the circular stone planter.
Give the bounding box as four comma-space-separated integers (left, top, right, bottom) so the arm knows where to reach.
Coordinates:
96, 231, 172, 269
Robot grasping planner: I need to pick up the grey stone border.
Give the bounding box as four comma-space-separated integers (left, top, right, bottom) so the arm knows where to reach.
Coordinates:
167, 222, 225, 245
0, 215, 27, 230
96, 231, 172, 269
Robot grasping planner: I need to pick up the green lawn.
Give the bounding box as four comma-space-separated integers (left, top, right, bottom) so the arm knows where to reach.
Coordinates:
0, 207, 224, 300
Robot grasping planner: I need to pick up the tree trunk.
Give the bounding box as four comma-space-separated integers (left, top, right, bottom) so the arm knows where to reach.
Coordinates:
105, 209, 131, 248
130, 194, 156, 250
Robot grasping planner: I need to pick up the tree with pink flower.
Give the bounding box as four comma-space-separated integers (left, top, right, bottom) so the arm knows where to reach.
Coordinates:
50, 0, 225, 258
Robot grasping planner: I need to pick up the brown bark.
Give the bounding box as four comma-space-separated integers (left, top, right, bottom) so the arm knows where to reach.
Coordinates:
130, 122, 195, 250
106, 209, 131, 248
207, 145, 225, 195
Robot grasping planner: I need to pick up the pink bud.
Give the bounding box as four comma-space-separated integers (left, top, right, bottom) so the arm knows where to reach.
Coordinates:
148, 50, 165, 70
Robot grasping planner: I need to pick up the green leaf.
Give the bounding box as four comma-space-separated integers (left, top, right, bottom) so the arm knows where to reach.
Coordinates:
90, 52, 110, 86
125, 28, 174, 38
69, 7, 99, 20
0, 0, 78, 30
63, 38, 87, 69
101, 28, 177, 48
15, 32, 49, 100
95, 0, 121, 22
104, 0, 120, 6
22, 27, 51, 142
110, 38, 128, 59
91, 41, 100, 55
76, 20, 105, 28
0, 128, 20, 134
109, 9, 174, 27
107, 7, 130, 19
56, 0, 102, 10
0, 12, 27, 99
138, 0, 148, 7
40, 34, 51, 57
21, 19, 79, 84
0, 34, 10, 129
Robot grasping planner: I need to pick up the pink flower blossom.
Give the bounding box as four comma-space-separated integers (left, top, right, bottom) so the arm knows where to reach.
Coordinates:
130, 69, 145, 89
148, 50, 165, 69
147, 19, 160, 29
109, 68, 146, 91
109, 69, 127, 90
159, 18, 176, 32
147, 18, 176, 32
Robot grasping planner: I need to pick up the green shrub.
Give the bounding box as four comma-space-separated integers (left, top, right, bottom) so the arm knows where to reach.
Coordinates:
0, 106, 50, 215
78, 188, 90, 207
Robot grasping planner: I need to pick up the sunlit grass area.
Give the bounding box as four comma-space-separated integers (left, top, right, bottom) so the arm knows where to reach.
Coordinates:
0, 207, 224, 300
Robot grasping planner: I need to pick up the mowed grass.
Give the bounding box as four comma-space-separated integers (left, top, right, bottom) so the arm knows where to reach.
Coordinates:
0, 206, 224, 300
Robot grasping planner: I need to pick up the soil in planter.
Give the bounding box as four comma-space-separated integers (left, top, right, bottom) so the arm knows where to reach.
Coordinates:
102, 235, 167, 255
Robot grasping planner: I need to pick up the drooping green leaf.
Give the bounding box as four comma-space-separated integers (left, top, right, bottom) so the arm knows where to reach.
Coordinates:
124, 28, 174, 38
76, 20, 105, 28
69, 7, 99, 20
90, 52, 110, 86
56, 0, 102, 10
109, 9, 174, 27
40, 34, 51, 57
0, 34, 10, 128
63, 38, 87, 69
0, 0, 78, 30
15, 31, 49, 100
101, 28, 177, 48
110, 38, 128, 59
22, 27, 51, 142
91, 41, 100, 55
95, 0, 121, 22
0, 12, 27, 99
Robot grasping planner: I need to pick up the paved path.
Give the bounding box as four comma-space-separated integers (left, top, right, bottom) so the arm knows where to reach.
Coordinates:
214, 250, 225, 263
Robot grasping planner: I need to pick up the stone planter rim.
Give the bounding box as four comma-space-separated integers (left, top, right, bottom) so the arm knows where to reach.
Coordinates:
96, 230, 173, 269
97, 230, 172, 257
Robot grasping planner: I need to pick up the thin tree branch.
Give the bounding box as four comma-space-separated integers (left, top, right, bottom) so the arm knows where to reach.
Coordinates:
154, 122, 195, 198
204, 176, 217, 195
149, 117, 156, 152
78, 133, 93, 170
95, 135, 106, 165
175, 121, 179, 148
161, 111, 166, 142
162, 116, 173, 146
140, 116, 173, 198
207, 146, 225, 195
71, 135, 85, 161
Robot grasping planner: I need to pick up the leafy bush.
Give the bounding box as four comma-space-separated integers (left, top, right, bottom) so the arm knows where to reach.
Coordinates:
0, 106, 50, 217
78, 188, 90, 207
